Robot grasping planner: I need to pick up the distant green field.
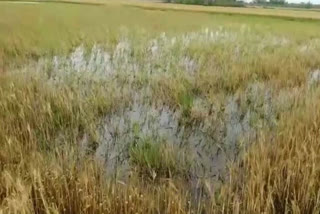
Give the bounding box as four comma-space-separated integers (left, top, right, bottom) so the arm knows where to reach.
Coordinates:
1, 0, 320, 68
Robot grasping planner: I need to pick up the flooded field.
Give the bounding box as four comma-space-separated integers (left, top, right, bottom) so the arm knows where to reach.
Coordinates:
1, 1, 320, 213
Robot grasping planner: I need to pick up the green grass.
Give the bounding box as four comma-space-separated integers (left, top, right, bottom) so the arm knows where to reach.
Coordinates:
129, 137, 191, 180
1, 1, 320, 68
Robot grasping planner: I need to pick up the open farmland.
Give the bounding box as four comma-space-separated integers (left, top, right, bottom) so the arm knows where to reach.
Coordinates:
1, 1, 320, 213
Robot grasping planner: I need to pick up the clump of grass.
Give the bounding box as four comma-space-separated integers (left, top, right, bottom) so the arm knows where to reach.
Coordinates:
129, 137, 191, 180
178, 91, 194, 120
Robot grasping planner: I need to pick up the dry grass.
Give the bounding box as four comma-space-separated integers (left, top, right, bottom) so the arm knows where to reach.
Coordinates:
1, 2, 320, 214
220, 89, 320, 213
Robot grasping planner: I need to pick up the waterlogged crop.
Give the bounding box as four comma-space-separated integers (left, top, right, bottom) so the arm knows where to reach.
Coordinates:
1, 23, 320, 214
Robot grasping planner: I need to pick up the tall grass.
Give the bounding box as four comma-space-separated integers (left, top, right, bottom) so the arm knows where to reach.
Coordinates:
220, 88, 320, 213
1, 22, 320, 214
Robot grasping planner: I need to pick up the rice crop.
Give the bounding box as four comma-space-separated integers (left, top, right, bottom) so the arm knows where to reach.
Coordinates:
1, 2, 320, 213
